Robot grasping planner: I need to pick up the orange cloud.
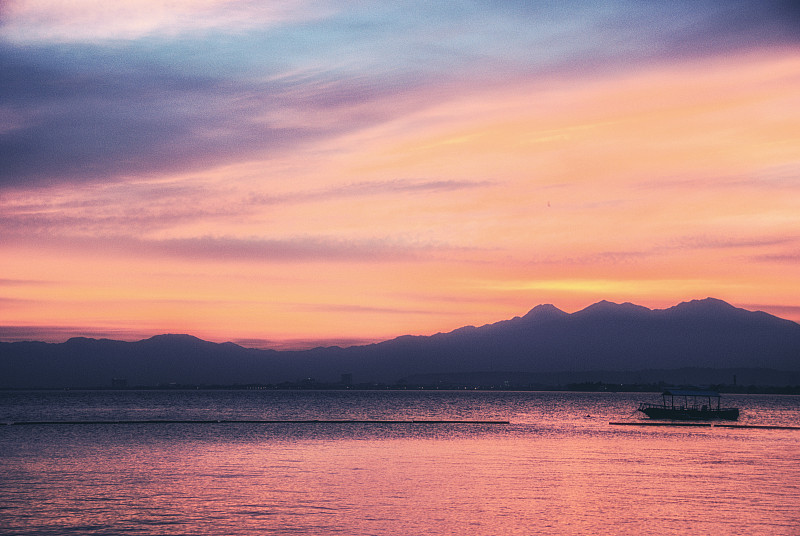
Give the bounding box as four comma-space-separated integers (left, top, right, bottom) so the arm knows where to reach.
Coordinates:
2, 47, 799, 345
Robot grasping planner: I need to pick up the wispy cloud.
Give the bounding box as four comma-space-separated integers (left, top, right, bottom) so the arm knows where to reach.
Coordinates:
290, 303, 440, 315
3, 1, 798, 190
247, 178, 496, 206
0, 51, 354, 187
1, 233, 455, 263
0, 177, 496, 240
674, 235, 798, 251
0, 179, 237, 235
0, 0, 330, 43
147, 235, 439, 262
635, 165, 800, 193
749, 252, 800, 264
0, 278, 53, 286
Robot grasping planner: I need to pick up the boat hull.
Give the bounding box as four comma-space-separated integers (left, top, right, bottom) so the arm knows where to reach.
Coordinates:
639, 406, 739, 421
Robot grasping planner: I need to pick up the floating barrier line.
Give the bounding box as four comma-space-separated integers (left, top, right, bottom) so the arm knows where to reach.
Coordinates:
609, 421, 711, 427
610, 422, 800, 430
5, 419, 509, 426
714, 424, 800, 430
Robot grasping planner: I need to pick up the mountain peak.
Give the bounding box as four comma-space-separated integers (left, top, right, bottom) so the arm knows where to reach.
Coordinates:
675, 297, 734, 309
575, 300, 650, 316
523, 304, 568, 320
666, 297, 739, 316
141, 334, 206, 344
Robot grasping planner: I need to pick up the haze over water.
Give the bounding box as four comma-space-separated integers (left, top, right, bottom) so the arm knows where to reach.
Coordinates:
2, 390, 799, 535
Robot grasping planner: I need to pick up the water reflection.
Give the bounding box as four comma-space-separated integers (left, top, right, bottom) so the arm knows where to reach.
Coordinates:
1, 390, 798, 535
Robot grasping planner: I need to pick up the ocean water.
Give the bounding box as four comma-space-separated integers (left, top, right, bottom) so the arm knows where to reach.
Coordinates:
1, 390, 799, 535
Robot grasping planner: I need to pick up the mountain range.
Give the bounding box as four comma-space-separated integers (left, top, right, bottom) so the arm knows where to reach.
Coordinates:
2, 298, 800, 389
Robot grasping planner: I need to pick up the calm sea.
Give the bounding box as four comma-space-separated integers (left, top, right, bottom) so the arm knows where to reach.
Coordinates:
1, 390, 799, 535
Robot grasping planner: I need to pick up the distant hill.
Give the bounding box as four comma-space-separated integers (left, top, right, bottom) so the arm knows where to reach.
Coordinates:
2, 298, 800, 388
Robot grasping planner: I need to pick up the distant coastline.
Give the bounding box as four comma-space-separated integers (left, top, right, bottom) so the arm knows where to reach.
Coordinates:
3, 377, 799, 395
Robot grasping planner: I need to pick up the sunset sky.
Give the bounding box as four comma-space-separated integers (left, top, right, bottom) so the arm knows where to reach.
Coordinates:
2, 1, 799, 349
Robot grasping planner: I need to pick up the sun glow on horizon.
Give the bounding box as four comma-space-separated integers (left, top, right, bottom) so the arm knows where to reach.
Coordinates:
2, 2, 799, 347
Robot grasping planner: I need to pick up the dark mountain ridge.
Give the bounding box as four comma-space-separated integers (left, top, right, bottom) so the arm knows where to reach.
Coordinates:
2, 298, 799, 388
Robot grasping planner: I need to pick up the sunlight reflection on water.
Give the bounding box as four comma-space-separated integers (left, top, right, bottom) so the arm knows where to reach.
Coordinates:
1, 390, 799, 535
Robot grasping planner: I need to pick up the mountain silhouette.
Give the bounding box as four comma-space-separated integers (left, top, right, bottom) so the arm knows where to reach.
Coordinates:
2, 298, 799, 388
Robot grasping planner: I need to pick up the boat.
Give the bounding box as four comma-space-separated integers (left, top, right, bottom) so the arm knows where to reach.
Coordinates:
637, 389, 739, 421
